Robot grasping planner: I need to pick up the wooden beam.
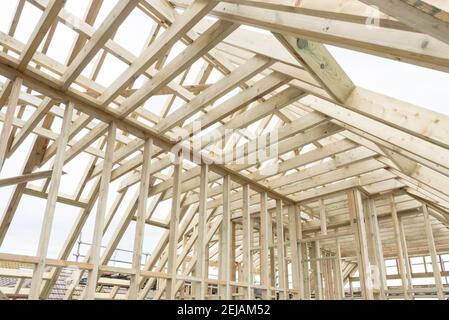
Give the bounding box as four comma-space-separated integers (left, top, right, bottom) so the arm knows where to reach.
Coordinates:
18, 0, 65, 72
99, 0, 219, 106
0, 77, 22, 170
334, 237, 345, 300
318, 199, 327, 235
288, 205, 303, 299
360, 0, 449, 46
155, 55, 273, 134
166, 149, 183, 299
84, 122, 116, 300
28, 102, 73, 300
128, 138, 153, 299
172, 0, 449, 72
310, 238, 323, 300
345, 87, 449, 151
66, 0, 104, 65
116, 20, 239, 118
189, 72, 290, 136
0, 170, 54, 187
0, 114, 56, 246
276, 200, 288, 299
0, 81, 13, 109
273, 34, 355, 103
60, 0, 140, 89
258, 192, 270, 299
2, 0, 26, 55
389, 194, 412, 300
347, 189, 374, 300
194, 163, 209, 299
42, 179, 101, 299
367, 198, 387, 299
222, 0, 411, 29
422, 203, 445, 300
242, 184, 252, 299
219, 175, 232, 299
296, 207, 307, 299
8, 98, 55, 157
398, 215, 414, 299
302, 96, 449, 179
0, 47, 296, 206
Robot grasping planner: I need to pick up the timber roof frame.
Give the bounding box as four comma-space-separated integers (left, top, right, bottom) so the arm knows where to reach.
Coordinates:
0, 0, 449, 300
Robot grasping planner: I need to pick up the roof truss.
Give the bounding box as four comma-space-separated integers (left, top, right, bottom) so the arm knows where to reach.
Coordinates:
0, 0, 448, 300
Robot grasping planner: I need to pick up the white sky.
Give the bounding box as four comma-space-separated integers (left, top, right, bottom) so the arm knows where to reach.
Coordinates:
0, 0, 448, 269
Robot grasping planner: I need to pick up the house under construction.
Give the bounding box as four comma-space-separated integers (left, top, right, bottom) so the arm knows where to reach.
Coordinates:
0, 0, 449, 300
